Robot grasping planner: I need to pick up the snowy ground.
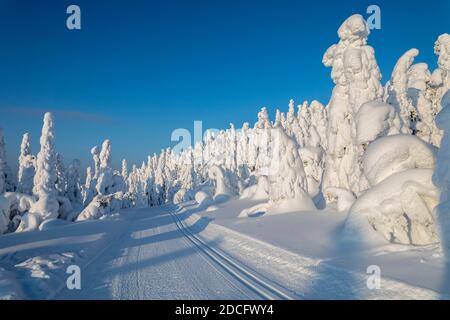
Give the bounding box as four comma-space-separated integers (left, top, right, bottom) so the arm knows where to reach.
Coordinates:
1, 197, 448, 300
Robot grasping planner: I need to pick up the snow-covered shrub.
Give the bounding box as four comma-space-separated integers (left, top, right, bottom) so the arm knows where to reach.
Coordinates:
345, 169, 439, 245
194, 190, 213, 208
30, 112, 59, 221
208, 165, 233, 203
240, 175, 269, 200
173, 188, 195, 205
16, 212, 40, 233
57, 196, 73, 220
299, 147, 325, 197
268, 128, 314, 210
363, 134, 436, 187
76, 192, 126, 221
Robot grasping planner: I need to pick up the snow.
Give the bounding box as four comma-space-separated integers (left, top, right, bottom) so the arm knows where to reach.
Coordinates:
322, 14, 383, 197
345, 169, 439, 246
433, 90, 450, 264
1, 13, 450, 300
363, 134, 436, 186
355, 100, 401, 145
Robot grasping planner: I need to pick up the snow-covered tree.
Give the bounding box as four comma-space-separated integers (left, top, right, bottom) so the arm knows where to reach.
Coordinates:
268, 128, 312, 207
96, 139, 113, 196
17, 133, 35, 195
55, 153, 67, 196
0, 129, 15, 194
66, 159, 82, 204
121, 159, 128, 180
30, 112, 59, 220
321, 14, 383, 198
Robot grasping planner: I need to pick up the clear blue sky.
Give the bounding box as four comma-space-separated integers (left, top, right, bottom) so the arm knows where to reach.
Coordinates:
0, 0, 449, 172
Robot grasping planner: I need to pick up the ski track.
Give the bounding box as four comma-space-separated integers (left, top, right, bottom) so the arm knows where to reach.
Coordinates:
1, 204, 445, 300
56, 206, 257, 300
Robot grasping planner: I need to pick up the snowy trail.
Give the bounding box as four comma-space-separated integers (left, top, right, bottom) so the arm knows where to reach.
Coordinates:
55, 206, 262, 300
169, 208, 298, 300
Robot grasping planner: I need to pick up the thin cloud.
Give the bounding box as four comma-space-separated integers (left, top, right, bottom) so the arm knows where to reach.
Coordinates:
1, 107, 116, 124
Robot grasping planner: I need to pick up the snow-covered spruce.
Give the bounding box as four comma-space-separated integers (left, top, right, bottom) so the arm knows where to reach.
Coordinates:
28, 112, 59, 225
17, 133, 35, 195
0, 128, 15, 194
322, 14, 383, 199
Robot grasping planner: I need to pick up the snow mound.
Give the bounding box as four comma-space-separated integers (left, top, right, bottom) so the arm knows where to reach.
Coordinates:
76, 192, 125, 221
355, 100, 401, 145
173, 188, 195, 205
16, 212, 40, 233
194, 191, 213, 208
345, 169, 439, 246
39, 218, 71, 231
323, 187, 355, 212
240, 175, 269, 200
29, 195, 60, 221
363, 134, 436, 186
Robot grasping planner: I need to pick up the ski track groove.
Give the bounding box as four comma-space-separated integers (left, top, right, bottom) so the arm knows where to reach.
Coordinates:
168, 209, 299, 300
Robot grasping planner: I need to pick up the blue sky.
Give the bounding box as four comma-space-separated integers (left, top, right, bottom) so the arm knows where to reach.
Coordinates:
0, 0, 449, 171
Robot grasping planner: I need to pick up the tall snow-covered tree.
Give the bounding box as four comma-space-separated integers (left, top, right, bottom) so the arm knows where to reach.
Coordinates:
17, 132, 35, 195
321, 14, 383, 198
30, 112, 59, 220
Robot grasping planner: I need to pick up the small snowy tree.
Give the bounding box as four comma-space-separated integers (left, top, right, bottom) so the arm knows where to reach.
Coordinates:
67, 159, 82, 204
0, 129, 15, 194
269, 128, 312, 206
96, 139, 113, 196
17, 133, 35, 195
55, 153, 68, 196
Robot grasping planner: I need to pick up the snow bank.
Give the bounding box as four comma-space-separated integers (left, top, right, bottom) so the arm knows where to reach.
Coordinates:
363, 134, 436, 187
345, 169, 439, 246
